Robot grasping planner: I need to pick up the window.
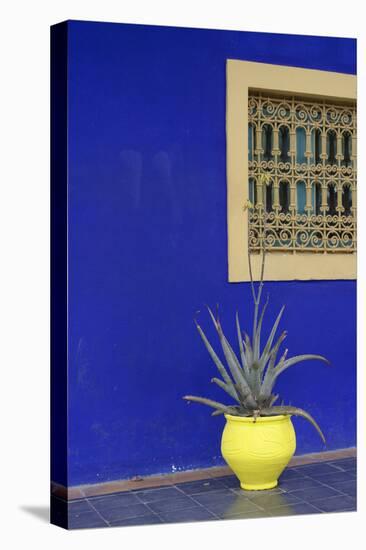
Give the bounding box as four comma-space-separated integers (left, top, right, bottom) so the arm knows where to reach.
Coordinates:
226, 60, 357, 281
248, 91, 356, 254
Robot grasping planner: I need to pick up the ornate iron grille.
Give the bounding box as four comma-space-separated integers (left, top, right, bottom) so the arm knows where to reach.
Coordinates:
248, 91, 357, 253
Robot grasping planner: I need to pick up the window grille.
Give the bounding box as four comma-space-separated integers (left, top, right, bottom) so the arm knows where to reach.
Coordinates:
248, 91, 357, 253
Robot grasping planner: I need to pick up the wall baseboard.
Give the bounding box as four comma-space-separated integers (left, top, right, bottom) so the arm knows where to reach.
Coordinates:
51, 447, 356, 501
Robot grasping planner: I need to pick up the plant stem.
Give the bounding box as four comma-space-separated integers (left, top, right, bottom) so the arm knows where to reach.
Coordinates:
250, 204, 267, 342
256, 208, 267, 306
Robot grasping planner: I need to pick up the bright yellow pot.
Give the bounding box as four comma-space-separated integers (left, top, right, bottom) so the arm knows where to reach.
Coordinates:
221, 414, 296, 490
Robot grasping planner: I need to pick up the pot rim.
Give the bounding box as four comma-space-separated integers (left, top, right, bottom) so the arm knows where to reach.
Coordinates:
224, 413, 292, 423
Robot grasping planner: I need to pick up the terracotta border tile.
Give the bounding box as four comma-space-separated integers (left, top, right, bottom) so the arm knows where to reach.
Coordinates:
51, 482, 85, 500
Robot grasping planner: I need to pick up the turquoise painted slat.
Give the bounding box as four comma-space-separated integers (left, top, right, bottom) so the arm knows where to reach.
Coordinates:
248, 124, 253, 161
297, 181, 306, 214
249, 178, 256, 204
296, 127, 306, 163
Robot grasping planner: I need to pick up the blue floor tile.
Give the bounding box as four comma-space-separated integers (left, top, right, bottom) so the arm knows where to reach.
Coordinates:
279, 468, 307, 480
133, 486, 183, 503
109, 514, 163, 527
89, 492, 141, 511
176, 478, 227, 495
214, 475, 241, 488
279, 477, 323, 492
205, 496, 262, 517
94, 502, 152, 522
147, 496, 199, 513
290, 485, 344, 502
223, 509, 271, 520
328, 458, 356, 471
330, 480, 357, 498
68, 510, 107, 529
268, 502, 321, 517
244, 491, 303, 510
60, 456, 357, 529
345, 466, 357, 475
294, 463, 341, 476
307, 470, 355, 484
157, 507, 217, 523
191, 488, 244, 505
67, 499, 93, 514
312, 495, 356, 513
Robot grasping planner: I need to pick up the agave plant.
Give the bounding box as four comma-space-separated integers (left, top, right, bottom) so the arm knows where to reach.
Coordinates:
183, 192, 330, 443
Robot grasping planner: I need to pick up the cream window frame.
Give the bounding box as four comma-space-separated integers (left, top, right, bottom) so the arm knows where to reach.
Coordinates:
226, 59, 357, 282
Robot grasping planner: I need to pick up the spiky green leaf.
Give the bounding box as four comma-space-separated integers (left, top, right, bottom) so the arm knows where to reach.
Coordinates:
258, 330, 287, 399
195, 321, 240, 401
263, 353, 329, 396
211, 405, 245, 417
253, 295, 269, 361
211, 377, 240, 403
243, 331, 254, 367
264, 330, 288, 373
268, 394, 279, 407
207, 307, 256, 408
183, 395, 233, 414
274, 354, 331, 378
260, 347, 288, 397
236, 312, 249, 375
258, 305, 285, 370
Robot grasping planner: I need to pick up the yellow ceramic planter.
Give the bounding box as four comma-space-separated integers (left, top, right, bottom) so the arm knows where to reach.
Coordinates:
221, 414, 296, 490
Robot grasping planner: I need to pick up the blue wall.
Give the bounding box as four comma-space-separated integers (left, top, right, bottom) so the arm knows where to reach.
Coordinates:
62, 21, 356, 486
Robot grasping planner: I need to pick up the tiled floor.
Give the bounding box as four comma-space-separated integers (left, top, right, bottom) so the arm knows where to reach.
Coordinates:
51, 457, 357, 529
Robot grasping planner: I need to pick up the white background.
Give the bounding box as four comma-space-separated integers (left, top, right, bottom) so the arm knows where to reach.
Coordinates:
0, 1, 364, 548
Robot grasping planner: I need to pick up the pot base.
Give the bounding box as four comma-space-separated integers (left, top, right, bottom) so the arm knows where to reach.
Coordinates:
240, 480, 278, 491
